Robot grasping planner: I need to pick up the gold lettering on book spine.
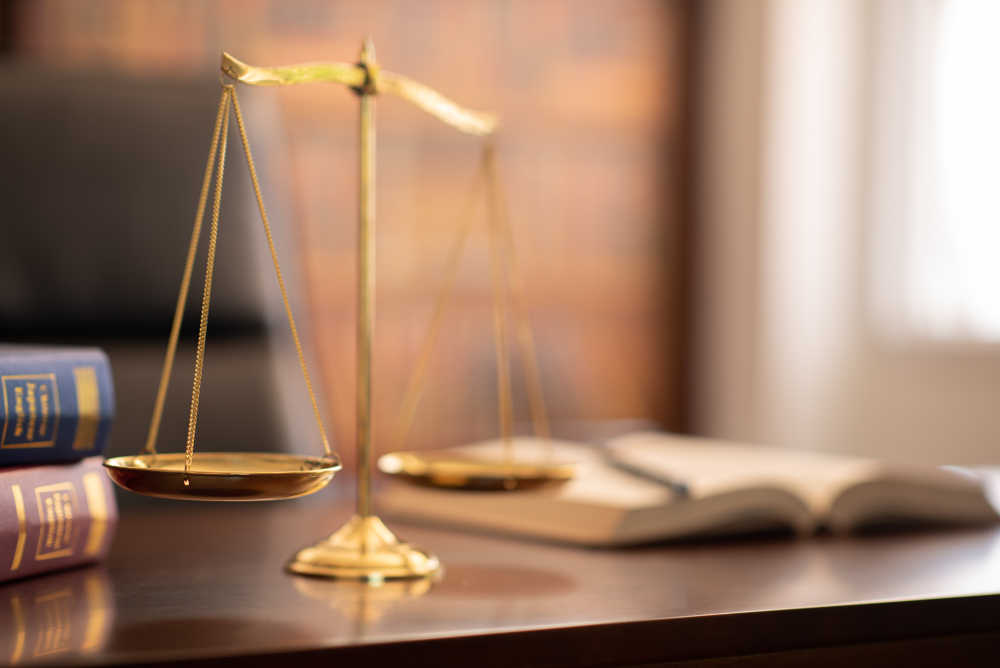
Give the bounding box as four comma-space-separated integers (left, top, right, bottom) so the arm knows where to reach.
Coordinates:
34, 483, 77, 560
10, 485, 26, 570
72, 368, 99, 450
2, 374, 59, 449
82, 473, 108, 557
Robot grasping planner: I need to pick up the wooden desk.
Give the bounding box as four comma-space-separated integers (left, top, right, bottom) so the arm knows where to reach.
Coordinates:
5, 493, 1000, 667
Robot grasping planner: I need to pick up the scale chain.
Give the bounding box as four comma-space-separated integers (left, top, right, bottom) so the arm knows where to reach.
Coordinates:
142, 87, 231, 457
184, 86, 233, 475
485, 142, 553, 456
142, 83, 333, 473
389, 140, 553, 467
389, 149, 488, 452
230, 88, 333, 458
484, 143, 515, 473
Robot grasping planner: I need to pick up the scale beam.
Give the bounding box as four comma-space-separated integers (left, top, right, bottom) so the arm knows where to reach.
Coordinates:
222, 42, 446, 580
222, 52, 498, 137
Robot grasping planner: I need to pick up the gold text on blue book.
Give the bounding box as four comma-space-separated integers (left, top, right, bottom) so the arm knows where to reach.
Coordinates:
1, 374, 60, 448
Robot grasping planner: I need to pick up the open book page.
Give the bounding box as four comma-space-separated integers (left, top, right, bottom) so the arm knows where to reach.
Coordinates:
826, 466, 998, 531
608, 432, 998, 530
606, 432, 881, 518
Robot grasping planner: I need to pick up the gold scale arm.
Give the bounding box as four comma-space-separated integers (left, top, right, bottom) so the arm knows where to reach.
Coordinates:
221, 52, 498, 137
224, 42, 547, 579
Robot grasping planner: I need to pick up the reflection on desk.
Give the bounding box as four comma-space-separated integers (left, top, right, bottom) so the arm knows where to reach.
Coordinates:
4, 495, 1000, 666
0, 567, 113, 664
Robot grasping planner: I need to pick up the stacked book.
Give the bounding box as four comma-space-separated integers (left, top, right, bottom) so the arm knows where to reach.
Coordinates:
0, 345, 117, 583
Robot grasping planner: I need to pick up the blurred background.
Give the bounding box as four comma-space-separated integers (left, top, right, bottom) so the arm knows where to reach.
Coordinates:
0, 0, 998, 474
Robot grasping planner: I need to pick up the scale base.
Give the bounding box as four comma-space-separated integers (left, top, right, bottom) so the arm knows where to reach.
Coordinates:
287, 514, 439, 580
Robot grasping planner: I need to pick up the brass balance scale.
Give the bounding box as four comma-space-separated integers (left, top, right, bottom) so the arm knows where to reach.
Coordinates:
104, 40, 575, 580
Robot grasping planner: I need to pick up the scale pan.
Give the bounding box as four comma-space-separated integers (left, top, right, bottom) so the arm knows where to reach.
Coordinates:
104, 452, 341, 501
378, 450, 576, 491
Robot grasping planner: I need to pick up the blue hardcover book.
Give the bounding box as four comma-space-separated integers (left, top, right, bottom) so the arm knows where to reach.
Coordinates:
0, 345, 114, 466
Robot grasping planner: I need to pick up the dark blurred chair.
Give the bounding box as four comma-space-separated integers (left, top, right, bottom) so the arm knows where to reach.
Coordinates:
0, 63, 317, 484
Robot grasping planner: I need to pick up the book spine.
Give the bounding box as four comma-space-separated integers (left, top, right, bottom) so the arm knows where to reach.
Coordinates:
0, 457, 118, 585
0, 348, 114, 466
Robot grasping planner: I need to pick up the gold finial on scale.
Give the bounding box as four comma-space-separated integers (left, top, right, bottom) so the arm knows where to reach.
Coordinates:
221, 40, 502, 579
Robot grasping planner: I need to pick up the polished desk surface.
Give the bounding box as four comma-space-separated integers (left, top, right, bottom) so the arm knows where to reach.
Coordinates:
6, 491, 1000, 667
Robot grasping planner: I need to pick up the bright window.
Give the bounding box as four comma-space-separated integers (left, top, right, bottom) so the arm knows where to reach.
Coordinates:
905, 0, 1000, 341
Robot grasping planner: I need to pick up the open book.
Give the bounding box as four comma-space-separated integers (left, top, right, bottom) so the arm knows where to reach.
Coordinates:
376, 432, 1000, 546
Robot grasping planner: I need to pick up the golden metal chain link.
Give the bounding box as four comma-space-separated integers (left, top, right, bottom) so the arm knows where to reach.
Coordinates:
144, 83, 333, 473
388, 139, 553, 466
230, 88, 333, 458
485, 141, 553, 454
484, 143, 516, 470
389, 148, 488, 453
142, 86, 231, 457
184, 86, 233, 474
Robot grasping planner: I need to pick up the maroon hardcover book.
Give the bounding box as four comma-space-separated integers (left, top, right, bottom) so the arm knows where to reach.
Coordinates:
0, 457, 117, 584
